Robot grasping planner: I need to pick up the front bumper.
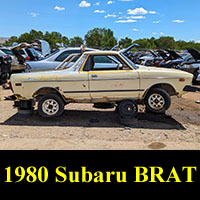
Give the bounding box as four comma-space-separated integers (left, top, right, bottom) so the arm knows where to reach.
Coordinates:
183, 85, 200, 92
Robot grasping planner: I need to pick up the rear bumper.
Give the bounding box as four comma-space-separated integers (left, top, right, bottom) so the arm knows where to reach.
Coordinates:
183, 85, 200, 92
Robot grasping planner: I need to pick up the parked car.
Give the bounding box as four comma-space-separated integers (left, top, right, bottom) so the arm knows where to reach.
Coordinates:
0, 44, 27, 74
178, 63, 200, 84
0, 55, 12, 85
26, 47, 96, 72
138, 50, 163, 66
159, 50, 192, 69
10, 50, 196, 118
177, 48, 200, 84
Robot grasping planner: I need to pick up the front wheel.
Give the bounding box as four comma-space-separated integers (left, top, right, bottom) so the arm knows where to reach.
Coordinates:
145, 88, 171, 114
38, 94, 64, 117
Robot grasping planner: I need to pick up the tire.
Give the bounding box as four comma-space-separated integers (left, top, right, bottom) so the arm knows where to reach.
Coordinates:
38, 94, 65, 117
145, 88, 171, 114
118, 100, 138, 119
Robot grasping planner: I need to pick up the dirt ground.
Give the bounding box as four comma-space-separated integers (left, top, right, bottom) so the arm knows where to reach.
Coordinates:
0, 86, 200, 150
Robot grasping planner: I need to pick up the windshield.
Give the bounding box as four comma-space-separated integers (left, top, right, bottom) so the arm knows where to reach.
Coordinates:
120, 53, 138, 69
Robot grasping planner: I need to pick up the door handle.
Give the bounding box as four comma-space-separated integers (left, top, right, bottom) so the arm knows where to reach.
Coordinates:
92, 74, 98, 78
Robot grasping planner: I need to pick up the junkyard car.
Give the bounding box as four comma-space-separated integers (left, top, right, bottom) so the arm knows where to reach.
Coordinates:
26, 47, 96, 72
10, 50, 195, 118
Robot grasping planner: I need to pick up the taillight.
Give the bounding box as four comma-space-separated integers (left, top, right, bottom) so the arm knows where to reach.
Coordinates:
25, 56, 30, 61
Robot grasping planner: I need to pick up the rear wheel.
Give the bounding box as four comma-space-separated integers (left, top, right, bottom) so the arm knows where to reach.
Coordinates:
38, 94, 64, 117
145, 88, 171, 114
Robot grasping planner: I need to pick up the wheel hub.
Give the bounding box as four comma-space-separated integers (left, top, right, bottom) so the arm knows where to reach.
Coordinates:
42, 99, 59, 116
149, 94, 165, 110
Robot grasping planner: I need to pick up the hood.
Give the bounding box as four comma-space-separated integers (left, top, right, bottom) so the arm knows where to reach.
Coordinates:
166, 50, 182, 60
149, 50, 159, 58
34, 40, 51, 57
137, 65, 193, 76
156, 50, 168, 59
187, 48, 200, 60
119, 43, 139, 54
11, 43, 31, 64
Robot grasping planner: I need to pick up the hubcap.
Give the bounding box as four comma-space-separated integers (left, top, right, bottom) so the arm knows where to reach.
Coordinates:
148, 93, 165, 110
42, 99, 59, 116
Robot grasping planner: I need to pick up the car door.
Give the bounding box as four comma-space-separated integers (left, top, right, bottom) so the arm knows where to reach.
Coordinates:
83, 54, 140, 100
61, 55, 90, 101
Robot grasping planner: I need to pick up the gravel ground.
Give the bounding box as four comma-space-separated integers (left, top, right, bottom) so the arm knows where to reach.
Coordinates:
0, 86, 200, 150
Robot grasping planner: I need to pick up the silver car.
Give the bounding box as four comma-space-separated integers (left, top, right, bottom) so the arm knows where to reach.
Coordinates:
26, 47, 95, 72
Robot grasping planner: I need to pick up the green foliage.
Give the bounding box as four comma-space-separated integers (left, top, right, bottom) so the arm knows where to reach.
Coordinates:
3, 28, 200, 51
84, 28, 117, 49
119, 37, 133, 48
69, 37, 84, 47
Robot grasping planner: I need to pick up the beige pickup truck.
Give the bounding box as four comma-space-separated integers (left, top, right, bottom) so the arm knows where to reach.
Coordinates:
10, 50, 195, 118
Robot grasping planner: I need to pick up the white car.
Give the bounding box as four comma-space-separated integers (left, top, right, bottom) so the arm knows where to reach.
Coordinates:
26, 47, 95, 72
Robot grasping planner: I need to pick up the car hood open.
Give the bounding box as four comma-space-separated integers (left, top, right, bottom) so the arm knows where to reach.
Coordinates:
187, 48, 200, 60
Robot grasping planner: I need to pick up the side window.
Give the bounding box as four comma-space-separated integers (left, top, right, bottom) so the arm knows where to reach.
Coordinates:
94, 56, 113, 64
55, 50, 81, 62
83, 55, 131, 71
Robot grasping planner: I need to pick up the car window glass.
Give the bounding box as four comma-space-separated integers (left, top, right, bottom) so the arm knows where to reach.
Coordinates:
83, 55, 131, 71
0, 49, 14, 56
55, 50, 81, 62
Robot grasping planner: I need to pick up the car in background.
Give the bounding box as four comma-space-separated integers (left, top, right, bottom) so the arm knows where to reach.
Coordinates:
138, 50, 163, 66
159, 50, 193, 69
178, 63, 200, 84
26, 47, 96, 72
0, 44, 27, 73
176, 48, 200, 84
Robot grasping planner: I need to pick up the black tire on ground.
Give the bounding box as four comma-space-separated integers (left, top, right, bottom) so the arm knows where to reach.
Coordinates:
118, 100, 138, 119
145, 88, 171, 114
38, 93, 65, 117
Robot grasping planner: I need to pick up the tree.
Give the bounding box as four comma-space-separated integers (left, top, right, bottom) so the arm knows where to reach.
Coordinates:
119, 37, 133, 48
84, 28, 117, 49
69, 37, 84, 47
4, 36, 18, 46
154, 36, 176, 50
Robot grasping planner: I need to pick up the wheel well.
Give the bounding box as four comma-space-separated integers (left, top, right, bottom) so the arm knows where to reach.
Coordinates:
144, 83, 177, 98
33, 87, 65, 102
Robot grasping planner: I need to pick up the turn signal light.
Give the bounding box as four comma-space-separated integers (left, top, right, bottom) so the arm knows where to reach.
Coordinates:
179, 78, 185, 82
15, 83, 22, 86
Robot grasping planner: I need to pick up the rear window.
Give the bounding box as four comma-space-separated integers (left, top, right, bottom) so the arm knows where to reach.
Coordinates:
55, 50, 81, 62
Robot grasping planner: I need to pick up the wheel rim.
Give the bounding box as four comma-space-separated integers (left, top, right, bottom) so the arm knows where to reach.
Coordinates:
148, 93, 165, 110
42, 99, 59, 116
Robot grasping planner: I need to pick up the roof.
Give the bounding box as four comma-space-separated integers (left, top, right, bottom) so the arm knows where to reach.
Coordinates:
83, 50, 120, 56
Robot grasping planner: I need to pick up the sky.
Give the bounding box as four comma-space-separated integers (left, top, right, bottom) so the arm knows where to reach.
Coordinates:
0, 0, 200, 42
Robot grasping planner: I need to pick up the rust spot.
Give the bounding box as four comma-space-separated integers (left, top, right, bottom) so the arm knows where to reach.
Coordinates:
82, 84, 86, 88
15, 94, 27, 100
